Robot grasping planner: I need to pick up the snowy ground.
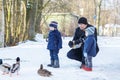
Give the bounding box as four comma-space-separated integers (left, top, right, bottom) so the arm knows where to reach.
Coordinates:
0, 34, 120, 80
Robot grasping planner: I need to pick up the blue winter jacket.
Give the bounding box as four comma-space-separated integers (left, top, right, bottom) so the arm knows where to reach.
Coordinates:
83, 35, 96, 57
47, 30, 62, 50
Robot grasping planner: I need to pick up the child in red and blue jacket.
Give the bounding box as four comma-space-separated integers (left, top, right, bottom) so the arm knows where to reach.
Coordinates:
82, 27, 96, 71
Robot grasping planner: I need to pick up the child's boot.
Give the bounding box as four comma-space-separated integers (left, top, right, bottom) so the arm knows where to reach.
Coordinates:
82, 66, 92, 71
80, 63, 86, 69
47, 60, 54, 67
53, 60, 60, 68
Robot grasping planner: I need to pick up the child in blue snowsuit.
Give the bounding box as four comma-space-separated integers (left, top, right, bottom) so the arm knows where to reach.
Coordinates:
82, 27, 96, 71
47, 21, 62, 68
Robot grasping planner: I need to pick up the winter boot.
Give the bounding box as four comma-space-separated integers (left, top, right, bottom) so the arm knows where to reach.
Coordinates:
82, 66, 92, 71
80, 64, 85, 69
47, 60, 54, 67
53, 60, 60, 68
80, 57, 85, 69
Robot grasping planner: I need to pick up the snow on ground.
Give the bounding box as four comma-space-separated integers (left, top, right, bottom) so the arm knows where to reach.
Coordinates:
0, 34, 120, 80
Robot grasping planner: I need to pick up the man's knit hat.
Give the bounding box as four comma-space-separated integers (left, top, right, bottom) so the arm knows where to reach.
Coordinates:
49, 21, 58, 28
78, 17, 88, 24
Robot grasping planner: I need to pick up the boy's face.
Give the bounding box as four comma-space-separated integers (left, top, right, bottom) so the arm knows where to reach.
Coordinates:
49, 27, 54, 31
85, 31, 88, 36
78, 24, 87, 30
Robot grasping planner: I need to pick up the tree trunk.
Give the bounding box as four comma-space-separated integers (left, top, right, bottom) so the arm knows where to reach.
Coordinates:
0, 0, 4, 47
3, 0, 27, 46
96, 0, 102, 35
27, 1, 37, 40
35, 0, 43, 33
2, 0, 50, 46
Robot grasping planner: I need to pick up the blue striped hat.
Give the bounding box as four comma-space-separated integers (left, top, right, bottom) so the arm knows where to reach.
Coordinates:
49, 21, 58, 28
85, 27, 95, 35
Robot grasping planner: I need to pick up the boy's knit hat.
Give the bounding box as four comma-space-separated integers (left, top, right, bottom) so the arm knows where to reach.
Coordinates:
85, 27, 95, 36
78, 17, 88, 24
49, 21, 58, 28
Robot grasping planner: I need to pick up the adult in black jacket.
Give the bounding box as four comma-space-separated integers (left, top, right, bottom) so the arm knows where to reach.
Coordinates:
67, 17, 99, 68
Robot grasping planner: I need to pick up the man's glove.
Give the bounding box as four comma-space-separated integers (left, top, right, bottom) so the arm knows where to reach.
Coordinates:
68, 41, 74, 48
74, 38, 83, 45
72, 43, 82, 49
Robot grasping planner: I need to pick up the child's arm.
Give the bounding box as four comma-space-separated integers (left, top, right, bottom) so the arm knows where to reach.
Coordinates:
58, 32, 62, 49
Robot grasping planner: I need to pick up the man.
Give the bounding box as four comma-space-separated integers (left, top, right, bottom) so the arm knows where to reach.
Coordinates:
67, 17, 99, 68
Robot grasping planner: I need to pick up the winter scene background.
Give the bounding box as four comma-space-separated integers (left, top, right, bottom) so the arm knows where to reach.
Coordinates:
1, 0, 120, 80
0, 34, 120, 80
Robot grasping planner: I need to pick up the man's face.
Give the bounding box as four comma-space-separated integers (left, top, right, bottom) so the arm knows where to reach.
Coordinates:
78, 24, 87, 30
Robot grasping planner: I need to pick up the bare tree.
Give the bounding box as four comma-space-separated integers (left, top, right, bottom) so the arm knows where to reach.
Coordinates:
93, 0, 103, 35
0, 0, 4, 47
3, 0, 27, 46
2, 0, 51, 46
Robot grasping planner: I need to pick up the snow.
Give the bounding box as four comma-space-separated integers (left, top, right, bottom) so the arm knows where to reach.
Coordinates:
105, 24, 120, 28
0, 34, 120, 80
